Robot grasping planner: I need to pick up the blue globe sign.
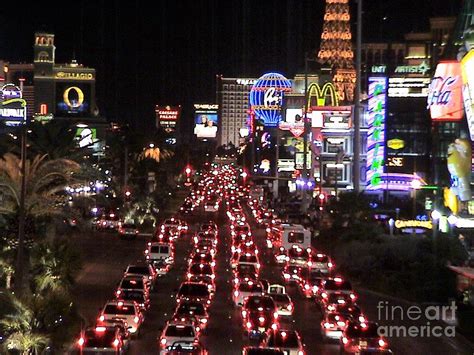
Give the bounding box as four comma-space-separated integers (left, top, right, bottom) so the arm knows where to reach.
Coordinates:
249, 72, 292, 127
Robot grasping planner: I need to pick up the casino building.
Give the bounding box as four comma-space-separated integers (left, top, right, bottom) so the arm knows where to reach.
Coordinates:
216, 76, 257, 147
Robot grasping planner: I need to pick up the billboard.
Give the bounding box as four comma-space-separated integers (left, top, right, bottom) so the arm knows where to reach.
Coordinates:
56, 83, 91, 117
194, 104, 218, 139
0, 84, 26, 125
461, 50, 474, 140
309, 106, 352, 129
156, 105, 181, 131
280, 108, 305, 137
366, 77, 387, 190
427, 61, 463, 121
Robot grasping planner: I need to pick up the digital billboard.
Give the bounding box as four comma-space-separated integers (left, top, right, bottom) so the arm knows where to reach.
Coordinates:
427, 61, 463, 121
56, 82, 91, 117
366, 77, 387, 190
461, 50, 474, 140
0, 84, 26, 125
194, 104, 218, 139
156, 105, 181, 131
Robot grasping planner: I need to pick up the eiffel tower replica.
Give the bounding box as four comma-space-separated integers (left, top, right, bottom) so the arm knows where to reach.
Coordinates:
317, 0, 356, 104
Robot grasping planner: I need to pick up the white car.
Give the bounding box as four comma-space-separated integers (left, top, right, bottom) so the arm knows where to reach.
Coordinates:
204, 201, 219, 212
159, 321, 198, 354
236, 253, 260, 271
233, 280, 264, 307
98, 300, 143, 334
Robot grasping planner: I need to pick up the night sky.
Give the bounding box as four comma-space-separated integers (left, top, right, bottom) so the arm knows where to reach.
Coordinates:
0, 0, 462, 134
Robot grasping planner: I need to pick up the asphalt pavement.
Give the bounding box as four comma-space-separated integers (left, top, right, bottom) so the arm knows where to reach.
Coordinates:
70, 198, 474, 354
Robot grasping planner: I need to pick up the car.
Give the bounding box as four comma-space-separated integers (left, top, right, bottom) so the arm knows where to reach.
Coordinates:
204, 201, 219, 212
241, 296, 279, 339
233, 264, 259, 285
236, 253, 260, 271
187, 263, 216, 291
321, 292, 356, 309
152, 259, 172, 276
285, 246, 311, 266
76, 325, 130, 354
145, 242, 174, 266
231, 223, 251, 238
118, 222, 139, 239
116, 275, 150, 298
176, 282, 212, 306
298, 268, 328, 299
159, 321, 198, 354
200, 222, 218, 234
173, 301, 210, 332
340, 321, 392, 354
316, 278, 356, 304
320, 312, 348, 340
195, 239, 217, 256
194, 231, 217, 247
180, 202, 195, 215
233, 280, 265, 307
116, 289, 150, 312
242, 347, 285, 355
178, 220, 189, 236
151, 231, 174, 244
282, 264, 305, 283
188, 252, 216, 268
98, 300, 143, 334
161, 341, 208, 354
267, 286, 293, 318
323, 303, 365, 322
309, 252, 334, 274
124, 264, 157, 288
260, 329, 305, 355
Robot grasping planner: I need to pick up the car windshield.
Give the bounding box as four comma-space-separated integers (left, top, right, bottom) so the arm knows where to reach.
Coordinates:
313, 255, 329, 262
288, 232, 305, 243
324, 280, 352, 291
126, 266, 149, 275
267, 331, 300, 348
151, 246, 169, 254
246, 297, 275, 311
84, 329, 116, 348
120, 290, 146, 302
176, 302, 206, 316
270, 294, 289, 303
120, 278, 144, 289
165, 325, 195, 337
122, 223, 136, 228
192, 254, 212, 262
179, 284, 210, 297
235, 226, 249, 233
239, 255, 257, 263
346, 323, 379, 338
237, 264, 257, 274
104, 304, 135, 315
327, 313, 347, 322
189, 264, 213, 274
288, 248, 309, 258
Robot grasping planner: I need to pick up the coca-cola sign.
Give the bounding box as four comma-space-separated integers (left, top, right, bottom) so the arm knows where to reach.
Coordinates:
428, 61, 463, 121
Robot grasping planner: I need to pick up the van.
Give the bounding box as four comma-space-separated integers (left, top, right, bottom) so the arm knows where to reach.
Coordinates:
281, 224, 311, 250
145, 242, 174, 266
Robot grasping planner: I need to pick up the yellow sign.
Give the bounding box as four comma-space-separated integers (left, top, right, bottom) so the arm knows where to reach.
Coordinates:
387, 157, 404, 167
307, 82, 339, 107
394, 220, 432, 230
63, 86, 84, 108
55, 71, 94, 80
387, 138, 405, 150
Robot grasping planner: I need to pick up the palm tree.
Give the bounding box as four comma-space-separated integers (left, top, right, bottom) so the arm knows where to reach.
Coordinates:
0, 153, 81, 292
3, 331, 49, 355
31, 240, 81, 293
0, 246, 15, 289
138, 146, 174, 163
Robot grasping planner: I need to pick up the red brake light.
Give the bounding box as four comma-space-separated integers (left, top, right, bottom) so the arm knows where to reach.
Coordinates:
77, 337, 85, 347
379, 338, 387, 347
113, 338, 120, 347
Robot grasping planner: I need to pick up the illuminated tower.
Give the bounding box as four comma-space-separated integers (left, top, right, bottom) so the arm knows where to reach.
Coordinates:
317, 0, 356, 103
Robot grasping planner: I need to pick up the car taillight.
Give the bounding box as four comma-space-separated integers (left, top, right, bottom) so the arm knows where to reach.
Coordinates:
350, 293, 356, 300
297, 351, 304, 355
328, 262, 333, 268
271, 323, 278, 330
342, 336, 348, 344
200, 318, 208, 324
242, 310, 247, 318
337, 321, 346, 327
379, 338, 387, 347
287, 304, 293, 311
234, 290, 239, 297
258, 316, 265, 323
187, 273, 192, 279
324, 322, 333, 329
284, 274, 290, 279
308, 261, 312, 267
113, 338, 120, 347
246, 321, 252, 329
134, 316, 139, 324
304, 284, 310, 290
273, 312, 278, 319
99, 315, 104, 321
77, 337, 85, 347
321, 292, 328, 298
211, 274, 216, 279
161, 338, 167, 345
312, 286, 319, 293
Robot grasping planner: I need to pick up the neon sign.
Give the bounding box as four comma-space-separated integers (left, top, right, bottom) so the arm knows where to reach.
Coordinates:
249, 72, 292, 127
0, 84, 26, 124
366, 77, 387, 190
307, 82, 339, 108
428, 61, 463, 121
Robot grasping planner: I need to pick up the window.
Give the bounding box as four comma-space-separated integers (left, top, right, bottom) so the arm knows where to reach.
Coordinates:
288, 232, 304, 243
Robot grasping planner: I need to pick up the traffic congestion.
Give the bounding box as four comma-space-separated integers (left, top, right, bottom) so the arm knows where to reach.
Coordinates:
71, 164, 393, 354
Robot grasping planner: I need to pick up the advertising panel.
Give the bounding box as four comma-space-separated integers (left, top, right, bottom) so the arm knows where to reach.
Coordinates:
156, 105, 181, 131
56, 82, 91, 117
427, 61, 463, 121
461, 50, 474, 140
0, 84, 26, 125
366, 77, 387, 190
280, 108, 305, 137
194, 104, 218, 139
309, 106, 352, 129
